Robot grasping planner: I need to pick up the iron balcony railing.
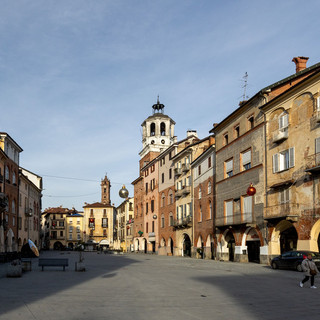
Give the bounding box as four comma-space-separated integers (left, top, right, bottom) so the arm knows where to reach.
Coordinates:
173, 216, 192, 228
215, 212, 254, 227
305, 153, 320, 173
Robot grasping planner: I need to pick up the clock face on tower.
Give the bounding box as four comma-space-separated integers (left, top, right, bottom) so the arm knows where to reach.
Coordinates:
161, 139, 165, 144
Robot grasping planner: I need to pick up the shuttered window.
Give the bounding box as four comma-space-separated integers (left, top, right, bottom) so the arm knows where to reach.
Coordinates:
273, 148, 294, 173
242, 196, 253, 223
279, 113, 289, 130
225, 159, 233, 177
225, 200, 233, 224
242, 149, 252, 170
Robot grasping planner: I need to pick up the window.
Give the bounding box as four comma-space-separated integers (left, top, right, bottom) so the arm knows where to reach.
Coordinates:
151, 200, 154, 212
208, 181, 212, 194
279, 112, 289, 132
160, 122, 166, 136
12, 200, 15, 214
69, 233, 73, 240
146, 222, 148, 233
169, 213, 173, 226
162, 173, 164, 184
150, 123, 155, 136
242, 149, 252, 171
69, 219, 73, 224
209, 201, 212, 219
77, 226, 80, 233
60, 231, 63, 237
169, 168, 172, 179
208, 156, 212, 168
242, 196, 253, 222
279, 188, 290, 204
198, 165, 201, 175
199, 205, 202, 222
152, 221, 154, 232
77, 218, 80, 224
90, 209, 94, 217
168, 191, 173, 204
77, 234, 81, 240
5, 166, 9, 181
224, 133, 229, 146
161, 193, 165, 207
199, 188, 202, 199
146, 202, 149, 214
225, 159, 233, 178
69, 226, 73, 233
103, 209, 107, 217
161, 215, 165, 228
225, 200, 233, 224
317, 96, 320, 111
102, 218, 108, 228
103, 229, 107, 236
273, 148, 294, 173
234, 126, 240, 138
59, 221, 64, 227
248, 116, 254, 129
145, 183, 148, 194
12, 172, 16, 185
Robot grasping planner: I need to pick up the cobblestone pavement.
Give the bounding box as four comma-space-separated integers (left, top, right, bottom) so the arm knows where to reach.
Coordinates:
0, 251, 318, 320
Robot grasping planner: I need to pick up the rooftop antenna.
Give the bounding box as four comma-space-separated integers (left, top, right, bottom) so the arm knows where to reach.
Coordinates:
241, 72, 249, 101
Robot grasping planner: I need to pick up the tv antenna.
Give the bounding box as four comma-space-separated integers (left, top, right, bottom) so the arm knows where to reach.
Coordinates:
241, 72, 249, 101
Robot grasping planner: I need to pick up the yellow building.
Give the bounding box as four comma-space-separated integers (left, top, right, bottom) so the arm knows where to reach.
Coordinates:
66, 212, 84, 249
83, 176, 115, 249
115, 198, 134, 252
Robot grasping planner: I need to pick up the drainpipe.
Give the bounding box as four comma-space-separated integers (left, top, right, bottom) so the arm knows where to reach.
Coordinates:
260, 106, 269, 250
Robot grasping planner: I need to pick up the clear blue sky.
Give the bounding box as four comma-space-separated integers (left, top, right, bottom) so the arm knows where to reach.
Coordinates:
1, 0, 319, 210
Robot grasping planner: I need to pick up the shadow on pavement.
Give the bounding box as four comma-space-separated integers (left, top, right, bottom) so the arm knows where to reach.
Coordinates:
0, 250, 139, 317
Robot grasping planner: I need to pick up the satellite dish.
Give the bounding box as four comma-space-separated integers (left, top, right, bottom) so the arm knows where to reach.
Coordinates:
28, 239, 39, 257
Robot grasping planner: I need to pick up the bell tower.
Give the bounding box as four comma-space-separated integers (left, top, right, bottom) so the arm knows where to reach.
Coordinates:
101, 175, 111, 205
139, 97, 176, 159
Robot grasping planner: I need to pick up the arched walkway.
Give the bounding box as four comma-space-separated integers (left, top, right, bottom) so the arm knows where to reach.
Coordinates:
270, 220, 297, 256
53, 241, 63, 250
183, 234, 191, 257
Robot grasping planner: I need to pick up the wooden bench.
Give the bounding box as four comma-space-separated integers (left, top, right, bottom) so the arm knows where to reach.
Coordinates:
38, 258, 68, 271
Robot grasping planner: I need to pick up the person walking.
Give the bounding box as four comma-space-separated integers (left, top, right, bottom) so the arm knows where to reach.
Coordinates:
300, 253, 319, 289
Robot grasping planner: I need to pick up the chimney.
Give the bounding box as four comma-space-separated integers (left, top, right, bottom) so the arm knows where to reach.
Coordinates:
292, 56, 309, 73
187, 130, 197, 138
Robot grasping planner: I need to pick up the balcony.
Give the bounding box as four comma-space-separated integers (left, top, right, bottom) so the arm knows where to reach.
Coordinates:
182, 163, 190, 172
264, 203, 300, 221
175, 189, 183, 198
182, 186, 191, 195
174, 167, 182, 177
215, 212, 254, 227
173, 216, 192, 229
273, 128, 288, 143
305, 153, 320, 174
25, 208, 32, 217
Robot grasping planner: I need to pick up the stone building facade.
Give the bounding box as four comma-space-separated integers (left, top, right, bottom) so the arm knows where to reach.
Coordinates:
192, 144, 215, 259
261, 68, 320, 262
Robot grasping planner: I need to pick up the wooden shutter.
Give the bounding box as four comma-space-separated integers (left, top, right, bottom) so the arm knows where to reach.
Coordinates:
273, 153, 279, 173
242, 150, 251, 165
316, 137, 320, 153
289, 147, 295, 168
